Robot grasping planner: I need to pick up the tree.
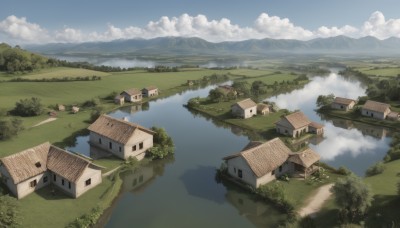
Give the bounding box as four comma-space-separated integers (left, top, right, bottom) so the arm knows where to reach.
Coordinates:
12, 97, 44, 117
0, 118, 24, 140
232, 81, 250, 96
316, 93, 335, 109
147, 127, 174, 159
0, 195, 21, 227
208, 88, 225, 103
331, 175, 373, 223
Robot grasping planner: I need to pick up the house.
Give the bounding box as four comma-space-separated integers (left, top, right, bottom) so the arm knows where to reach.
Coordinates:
0, 142, 102, 199
187, 80, 195, 86
275, 111, 324, 138
57, 104, 65, 111
361, 100, 391, 120
142, 86, 158, 97
114, 95, 125, 106
257, 103, 270, 115
331, 97, 356, 111
387, 111, 399, 121
121, 88, 142, 102
72, 106, 79, 114
88, 115, 155, 160
218, 85, 237, 96
231, 98, 257, 119
223, 138, 320, 188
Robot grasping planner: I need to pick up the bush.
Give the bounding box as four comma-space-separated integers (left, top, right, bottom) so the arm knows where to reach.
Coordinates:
147, 146, 173, 159
187, 97, 201, 108
12, 97, 44, 116
0, 118, 24, 140
256, 182, 295, 213
82, 98, 101, 108
146, 127, 174, 160
337, 166, 352, 176
90, 107, 104, 123
67, 206, 102, 228
365, 162, 386, 177
0, 195, 21, 227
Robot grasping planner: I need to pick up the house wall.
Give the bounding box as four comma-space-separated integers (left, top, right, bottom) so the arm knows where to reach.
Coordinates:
14, 172, 51, 199
143, 89, 158, 97
226, 157, 257, 187
361, 108, 389, 120
89, 132, 127, 160
51, 172, 76, 197
123, 131, 153, 160
331, 103, 351, 111
309, 126, 324, 135
121, 92, 142, 102
276, 123, 308, 138
75, 166, 102, 198
256, 161, 293, 187
231, 105, 256, 119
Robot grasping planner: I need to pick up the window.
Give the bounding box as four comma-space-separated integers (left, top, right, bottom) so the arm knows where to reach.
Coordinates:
250, 109, 253, 113
119, 146, 122, 152
109, 142, 112, 149
279, 165, 282, 172
139, 142, 144, 150
85, 178, 91, 186
132, 145, 137, 151
68, 182, 71, 189
53, 174, 56, 182
238, 169, 243, 178
99, 138, 102, 144
30, 180, 37, 188
43, 176, 48, 183
272, 170, 275, 175
62, 179, 65, 186
35, 162, 41, 168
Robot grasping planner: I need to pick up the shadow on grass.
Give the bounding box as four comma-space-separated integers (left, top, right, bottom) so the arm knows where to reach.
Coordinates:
54, 128, 89, 148
366, 195, 400, 227
34, 184, 70, 201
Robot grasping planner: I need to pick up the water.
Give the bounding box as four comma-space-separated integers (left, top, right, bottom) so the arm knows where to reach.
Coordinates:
66, 71, 392, 227
268, 72, 391, 175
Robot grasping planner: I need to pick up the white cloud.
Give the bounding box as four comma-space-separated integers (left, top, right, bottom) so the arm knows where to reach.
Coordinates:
1, 11, 400, 44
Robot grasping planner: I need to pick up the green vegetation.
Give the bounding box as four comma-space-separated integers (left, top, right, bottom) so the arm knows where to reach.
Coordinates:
0, 118, 24, 140
0, 195, 21, 228
316, 93, 335, 109
12, 97, 44, 117
147, 127, 175, 159
256, 182, 295, 214
365, 161, 386, 177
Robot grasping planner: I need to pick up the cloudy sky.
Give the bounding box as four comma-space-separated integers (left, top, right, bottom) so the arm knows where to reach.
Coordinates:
1, 0, 400, 44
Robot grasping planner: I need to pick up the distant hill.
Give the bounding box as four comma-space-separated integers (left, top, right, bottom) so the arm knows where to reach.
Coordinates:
0, 43, 56, 73
26, 36, 400, 57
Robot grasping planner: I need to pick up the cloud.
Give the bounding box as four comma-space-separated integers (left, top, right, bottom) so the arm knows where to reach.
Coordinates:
1, 11, 400, 44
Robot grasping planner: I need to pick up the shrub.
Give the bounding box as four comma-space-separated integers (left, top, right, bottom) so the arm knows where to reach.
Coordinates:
12, 97, 44, 116
89, 107, 104, 123
187, 97, 201, 108
365, 162, 386, 177
147, 146, 173, 159
147, 126, 174, 160
0, 118, 24, 140
256, 182, 295, 213
337, 166, 352, 176
67, 206, 102, 228
82, 98, 101, 108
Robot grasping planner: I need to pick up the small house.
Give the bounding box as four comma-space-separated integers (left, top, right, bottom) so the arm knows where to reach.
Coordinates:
257, 103, 270, 115
57, 104, 65, 111
331, 97, 356, 111
88, 115, 155, 161
187, 80, 195, 86
223, 138, 320, 188
387, 111, 399, 121
218, 85, 237, 97
142, 86, 158, 97
361, 100, 391, 120
275, 111, 324, 138
231, 98, 257, 119
72, 106, 79, 114
114, 95, 125, 106
0, 142, 103, 199
121, 88, 142, 102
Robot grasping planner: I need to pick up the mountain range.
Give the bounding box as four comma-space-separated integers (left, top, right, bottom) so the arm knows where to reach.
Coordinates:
25, 36, 400, 56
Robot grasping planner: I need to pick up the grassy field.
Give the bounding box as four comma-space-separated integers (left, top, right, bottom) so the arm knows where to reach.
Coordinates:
0, 67, 111, 80
358, 67, 400, 77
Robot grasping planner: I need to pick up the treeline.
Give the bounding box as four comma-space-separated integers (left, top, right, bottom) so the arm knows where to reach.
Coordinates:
6, 75, 102, 83
146, 65, 179, 72
56, 60, 143, 72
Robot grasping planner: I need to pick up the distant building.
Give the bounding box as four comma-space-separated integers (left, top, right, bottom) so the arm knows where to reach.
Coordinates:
361, 100, 391, 120
387, 111, 399, 121
71, 106, 79, 114
257, 103, 270, 115
331, 97, 356, 111
57, 104, 65, 112
218, 85, 237, 96
121, 88, 142, 102
0, 142, 102, 199
275, 111, 324, 138
88, 115, 154, 161
142, 86, 158, 98
223, 138, 320, 188
114, 95, 125, 106
231, 98, 257, 119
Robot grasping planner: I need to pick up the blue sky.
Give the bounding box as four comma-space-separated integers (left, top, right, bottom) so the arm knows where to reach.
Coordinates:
1, 0, 400, 44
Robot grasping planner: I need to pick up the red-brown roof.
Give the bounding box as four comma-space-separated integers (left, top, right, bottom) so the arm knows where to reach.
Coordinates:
362, 100, 390, 113
333, 97, 356, 106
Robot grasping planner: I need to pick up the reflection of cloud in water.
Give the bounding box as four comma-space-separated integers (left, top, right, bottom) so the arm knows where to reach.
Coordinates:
99, 59, 155, 68
310, 122, 388, 161
269, 73, 366, 111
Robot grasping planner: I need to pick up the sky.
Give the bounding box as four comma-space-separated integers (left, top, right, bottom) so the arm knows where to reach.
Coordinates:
1, 0, 400, 44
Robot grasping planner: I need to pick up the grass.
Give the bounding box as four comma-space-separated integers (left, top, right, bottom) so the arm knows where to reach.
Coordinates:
0, 67, 111, 80
358, 67, 400, 77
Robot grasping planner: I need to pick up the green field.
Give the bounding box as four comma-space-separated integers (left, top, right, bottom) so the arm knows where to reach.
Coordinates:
358, 67, 400, 77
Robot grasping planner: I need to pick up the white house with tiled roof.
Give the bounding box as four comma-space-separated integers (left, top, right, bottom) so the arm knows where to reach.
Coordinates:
275, 111, 324, 138
0, 142, 102, 199
142, 86, 158, 97
223, 138, 320, 188
121, 88, 142, 102
331, 97, 357, 111
88, 115, 155, 160
231, 98, 257, 119
361, 100, 391, 120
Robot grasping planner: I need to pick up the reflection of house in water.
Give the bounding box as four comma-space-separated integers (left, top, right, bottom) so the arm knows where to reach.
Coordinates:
120, 166, 155, 193
331, 119, 354, 130
353, 122, 388, 139
130, 104, 142, 114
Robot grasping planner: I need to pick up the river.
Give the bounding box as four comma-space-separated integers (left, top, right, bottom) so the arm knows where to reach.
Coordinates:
67, 71, 391, 227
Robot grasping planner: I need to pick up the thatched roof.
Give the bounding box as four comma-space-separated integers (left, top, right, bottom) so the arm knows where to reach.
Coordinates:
277, 111, 311, 129
223, 138, 291, 177
333, 97, 356, 106
0, 143, 101, 184
257, 103, 269, 112
142, 86, 158, 91
0, 142, 51, 184
233, 98, 257, 110
114, 95, 124, 100
47, 146, 92, 183
288, 148, 320, 168
309, 121, 324, 129
122, 88, 141, 96
362, 100, 390, 113
88, 115, 155, 144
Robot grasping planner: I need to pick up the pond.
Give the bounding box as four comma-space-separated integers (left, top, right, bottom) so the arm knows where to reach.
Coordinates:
66, 71, 392, 227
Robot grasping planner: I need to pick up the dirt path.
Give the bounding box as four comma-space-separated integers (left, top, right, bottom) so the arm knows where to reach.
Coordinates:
32, 117, 57, 127
298, 183, 334, 217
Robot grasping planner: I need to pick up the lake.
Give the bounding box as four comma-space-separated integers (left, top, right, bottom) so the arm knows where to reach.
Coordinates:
66, 71, 392, 227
